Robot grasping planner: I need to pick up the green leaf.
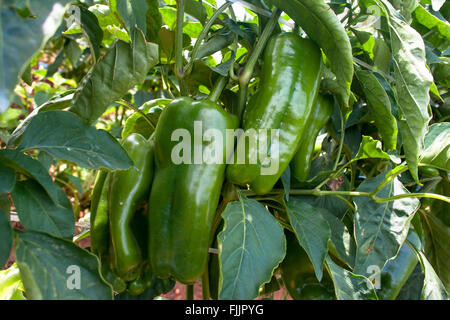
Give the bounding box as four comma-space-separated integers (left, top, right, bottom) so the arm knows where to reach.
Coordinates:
373, 37, 391, 75
291, 181, 351, 220
281, 166, 290, 202
68, 28, 158, 125
420, 122, 450, 172
389, 0, 419, 22
0, 264, 26, 300
145, 0, 163, 43
0, 149, 61, 203
15, 230, 113, 300
320, 209, 356, 269
285, 198, 331, 281
8, 92, 74, 147
196, 28, 235, 60
218, 194, 286, 300
0, 0, 71, 112
110, 0, 148, 41
376, 0, 434, 183
0, 165, 15, 192
414, 5, 450, 42
185, 0, 208, 24
17, 110, 134, 171
55, 171, 84, 194
416, 251, 448, 300
353, 173, 420, 276
353, 136, 392, 162
11, 180, 74, 239
325, 256, 378, 300
377, 239, 419, 300
46, 48, 65, 78
267, 0, 354, 108
71, 5, 103, 63
0, 207, 13, 268
396, 264, 424, 300
88, 4, 119, 28
0, 193, 10, 218
159, 7, 177, 30
355, 70, 398, 150
420, 210, 450, 292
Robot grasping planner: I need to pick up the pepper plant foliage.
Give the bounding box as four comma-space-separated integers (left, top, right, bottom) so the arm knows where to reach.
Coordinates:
0, 0, 449, 300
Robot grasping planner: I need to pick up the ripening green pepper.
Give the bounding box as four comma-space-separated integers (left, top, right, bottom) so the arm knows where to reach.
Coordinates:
148, 97, 238, 284
418, 166, 440, 177
226, 32, 323, 195
291, 94, 334, 182
127, 274, 148, 296
109, 133, 155, 281
100, 259, 127, 294
281, 232, 335, 300
90, 170, 110, 257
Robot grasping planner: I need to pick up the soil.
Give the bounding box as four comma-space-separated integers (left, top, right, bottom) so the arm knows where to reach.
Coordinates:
160, 281, 290, 300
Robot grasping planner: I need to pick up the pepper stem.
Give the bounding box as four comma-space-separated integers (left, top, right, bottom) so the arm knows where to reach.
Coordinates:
185, 1, 233, 77
115, 100, 156, 131
201, 269, 211, 300
175, 0, 187, 95
186, 284, 194, 300
207, 76, 228, 103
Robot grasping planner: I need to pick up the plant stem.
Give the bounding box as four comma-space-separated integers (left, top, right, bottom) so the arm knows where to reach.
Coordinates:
237, 8, 281, 122
160, 66, 176, 99
201, 269, 211, 300
243, 188, 450, 204
186, 284, 194, 300
374, 192, 450, 204
277, 219, 295, 233
175, 0, 187, 95
371, 164, 408, 195
207, 76, 228, 103
316, 112, 346, 189
332, 194, 356, 212
115, 100, 156, 130
185, 1, 233, 76
228, 5, 240, 81
209, 200, 227, 249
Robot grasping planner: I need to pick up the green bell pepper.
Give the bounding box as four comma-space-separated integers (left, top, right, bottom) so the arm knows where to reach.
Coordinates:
226, 32, 323, 195
90, 170, 110, 257
109, 133, 155, 281
291, 94, 334, 182
148, 97, 238, 284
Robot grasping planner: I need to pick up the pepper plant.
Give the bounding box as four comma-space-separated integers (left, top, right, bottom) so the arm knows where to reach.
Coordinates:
0, 0, 449, 300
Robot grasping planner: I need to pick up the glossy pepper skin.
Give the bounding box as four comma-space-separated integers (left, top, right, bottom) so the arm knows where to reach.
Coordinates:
109, 133, 155, 281
127, 274, 148, 296
281, 232, 335, 300
90, 170, 110, 257
226, 32, 323, 195
100, 260, 127, 294
291, 94, 334, 182
148, 97, 238, 284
